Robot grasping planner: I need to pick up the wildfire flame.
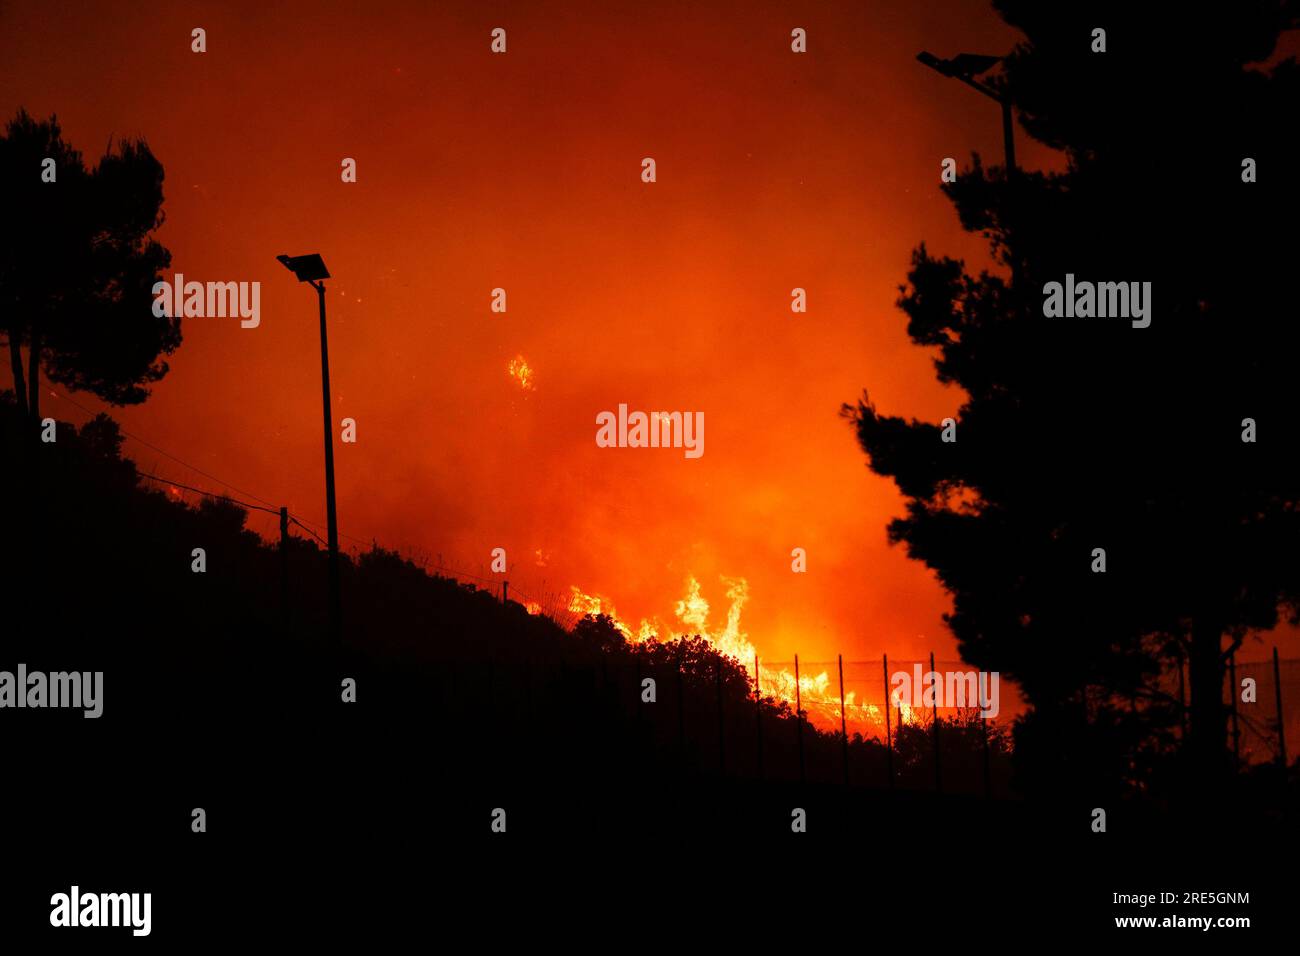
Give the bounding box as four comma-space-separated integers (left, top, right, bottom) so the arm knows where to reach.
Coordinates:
567, 586, 635, 640
567, 575, 893, 738
674, 575, 756, 665
507, 355, 535, 391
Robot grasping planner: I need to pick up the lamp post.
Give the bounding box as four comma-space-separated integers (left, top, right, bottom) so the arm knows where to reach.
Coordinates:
916, 51, 1016, 173
917, 50, 1023, 292
277, 252, 342, 644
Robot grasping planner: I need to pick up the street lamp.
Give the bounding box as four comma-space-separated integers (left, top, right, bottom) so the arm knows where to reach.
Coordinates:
916, 51, 1016, 172
276, 252, 342, 644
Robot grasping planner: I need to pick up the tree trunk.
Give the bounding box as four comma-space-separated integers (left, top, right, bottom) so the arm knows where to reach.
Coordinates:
7, 324, 28, 418
1187, 619, 1229, 789
27, 322, 40, 421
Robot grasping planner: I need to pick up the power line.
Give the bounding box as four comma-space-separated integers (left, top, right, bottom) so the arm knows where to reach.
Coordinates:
286, 509, 371, 548
288, 516, 327, 545
46, 387, 280, 511
135, 469, 282, 516
49, 386, 351, 539
46, 386, 557, 611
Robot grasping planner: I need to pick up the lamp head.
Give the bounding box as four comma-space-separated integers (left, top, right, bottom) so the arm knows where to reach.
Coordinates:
947, 53, 1003, 78
276, 253, 331, 282
917, 50, 1002, 80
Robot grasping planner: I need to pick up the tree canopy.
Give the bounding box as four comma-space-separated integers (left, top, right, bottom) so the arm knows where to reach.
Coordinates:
845, 1, 1300, 794
0, 109, 179, 422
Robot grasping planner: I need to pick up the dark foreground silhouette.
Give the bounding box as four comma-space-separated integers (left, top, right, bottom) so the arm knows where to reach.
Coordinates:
3, 394, 1295, 939
846, 0, 1300, 803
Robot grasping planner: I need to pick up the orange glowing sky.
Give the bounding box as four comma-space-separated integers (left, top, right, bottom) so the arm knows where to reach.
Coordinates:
5, 0, 1294, 672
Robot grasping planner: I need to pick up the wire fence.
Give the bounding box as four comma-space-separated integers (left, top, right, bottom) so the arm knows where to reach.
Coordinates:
1220, 656, 1295, 767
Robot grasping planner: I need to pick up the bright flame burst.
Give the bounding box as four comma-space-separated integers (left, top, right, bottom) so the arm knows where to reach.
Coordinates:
674, 575, 755, 665
507, 355, 535, 391
567, 586, 635, 640
567, 576, 890, 738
